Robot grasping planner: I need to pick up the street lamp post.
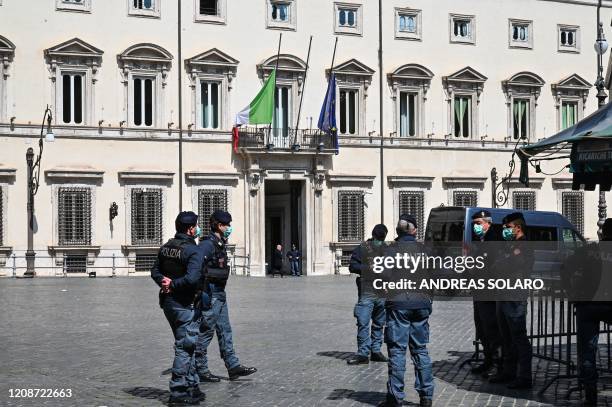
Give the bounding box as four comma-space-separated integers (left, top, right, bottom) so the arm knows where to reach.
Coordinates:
24, 106, 54, 277
595, 0, 609, 239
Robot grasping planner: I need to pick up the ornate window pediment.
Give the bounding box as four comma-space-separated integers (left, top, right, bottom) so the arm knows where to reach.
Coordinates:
552, 73, 591, 131
0, 35, 15, 80
118, 44, 173, 128
258, 54, 307, 81
0, 35, 15, 122
44, 38, 104, 126
330, 58, 375, 83
502, 72, 545, 141
442, 67, 487, 139
186, 48, 239, 131
387, 64, 434, 138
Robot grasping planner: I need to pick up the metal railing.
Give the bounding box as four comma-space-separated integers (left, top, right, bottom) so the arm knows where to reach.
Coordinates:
3, 251, 251, 277
237, 127, 335, 151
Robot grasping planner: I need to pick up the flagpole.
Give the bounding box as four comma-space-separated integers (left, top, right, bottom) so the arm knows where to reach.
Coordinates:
294, 35, 313, 148
328, 37, 338, 151
267, 33, 283, 148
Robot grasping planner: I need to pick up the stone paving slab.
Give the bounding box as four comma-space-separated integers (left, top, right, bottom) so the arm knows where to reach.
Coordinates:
0, 276, 610, 406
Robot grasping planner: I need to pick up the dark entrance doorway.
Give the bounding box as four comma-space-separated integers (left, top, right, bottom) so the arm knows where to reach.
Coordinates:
264, 180, 305, 275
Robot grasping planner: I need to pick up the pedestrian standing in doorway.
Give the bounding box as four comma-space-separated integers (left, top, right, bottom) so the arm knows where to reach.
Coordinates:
287, 244, 302, 276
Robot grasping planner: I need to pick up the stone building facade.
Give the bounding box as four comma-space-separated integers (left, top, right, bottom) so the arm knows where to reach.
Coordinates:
1, 0, 611, 277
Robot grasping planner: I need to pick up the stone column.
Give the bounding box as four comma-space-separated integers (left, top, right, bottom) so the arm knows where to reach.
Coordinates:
310, 166, 327, 275
246, 167, 266, 276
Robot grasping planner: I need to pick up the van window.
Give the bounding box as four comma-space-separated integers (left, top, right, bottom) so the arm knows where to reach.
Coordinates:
562, 227, 585, 249
426, 221, 464, 242
528, 226, 558, 242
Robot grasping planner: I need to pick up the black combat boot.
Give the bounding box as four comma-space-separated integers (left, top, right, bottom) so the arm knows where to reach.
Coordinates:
198, 372, 221, 383
370, 352, 388, 362
346, 354, 369, 365
419, 397, 433, 407
228, 365, 258, 380
168, 394, 200, 406
191, 387, 206, 402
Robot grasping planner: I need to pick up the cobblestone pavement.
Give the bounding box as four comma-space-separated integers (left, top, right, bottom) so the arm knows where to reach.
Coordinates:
0, 276, 611, 407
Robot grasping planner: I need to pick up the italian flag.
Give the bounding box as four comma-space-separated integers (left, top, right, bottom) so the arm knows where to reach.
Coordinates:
233, 70, 277, 152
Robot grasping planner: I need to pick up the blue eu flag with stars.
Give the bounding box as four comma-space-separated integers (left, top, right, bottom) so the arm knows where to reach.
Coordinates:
318, 73, 338, 153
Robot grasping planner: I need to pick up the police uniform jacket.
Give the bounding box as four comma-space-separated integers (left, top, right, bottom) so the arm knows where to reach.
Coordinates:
151, 232, 204, 306
199, 232, 231, 291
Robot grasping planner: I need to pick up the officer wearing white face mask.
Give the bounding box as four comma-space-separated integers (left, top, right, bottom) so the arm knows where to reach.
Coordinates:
194, 210, 257, 383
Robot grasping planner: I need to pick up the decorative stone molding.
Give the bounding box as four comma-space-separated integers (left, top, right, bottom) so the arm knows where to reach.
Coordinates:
45, 169, 104, 183
442, 176, 487, 190
552, 177, 574, 190
118, 170, 174, 184
0, 168, 16, 181
258, 54, 307, 90
387, 64, 434, 137
551, 73, 590, 130
0, 35, 15, 81
507, 177, 545, 189
328, 174, 376, 185
44, 38, 104, 126
186, 48, 238, 130
502, 71, 545, 141
387, 176, 434, 189
247, 169, 264, 193
0, 246, 12, 269
442, 66, 487, 138
185, 172, 240, 184
118, 43, 173, 128
121, 245, 159, 266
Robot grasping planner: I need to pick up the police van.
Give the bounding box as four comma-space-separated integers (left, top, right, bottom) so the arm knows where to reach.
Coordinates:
423, 206, 585, 282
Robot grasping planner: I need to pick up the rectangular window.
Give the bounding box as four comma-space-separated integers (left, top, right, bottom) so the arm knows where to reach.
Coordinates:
561, 101, 578, 130
559, 25, 579, 53
64, 255, 87, 274
133, 0, 154, 9
399, 92, 417, 137
453, 190, 477, 207
450, 14, 475, 44
58, 187, 92, 246
135, 254, 158, 272
399, 191, 425, 239
56, 0, 91, 12
61, 73, 84, 124
271, 2, 289, 22
339, 89, 358, 135
513, 99, 529, 140
454, 96, 471, 138
200, 81, 220, 129
513, 190, 536, 211
399, 14, 416, 33
562, 191, 584, 235
273, 86, 291, 138
133, 78, 154, 127
338, 191, 364, 242
131, 188, 163, 246
198, 189, 228, 230
338, 8, 356, 27
509, 19, 533, 49
199, 0, 217, 15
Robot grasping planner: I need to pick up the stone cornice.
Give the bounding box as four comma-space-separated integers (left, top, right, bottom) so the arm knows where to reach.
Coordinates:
0, 168, 16, 181
442, 177, 488, 188
507, 177, 546, 189
328, 175, 376, 185
185, 172, 240, 182
118, 171, 174, 182
387, 176, 435, 187
45, 169, 104, 181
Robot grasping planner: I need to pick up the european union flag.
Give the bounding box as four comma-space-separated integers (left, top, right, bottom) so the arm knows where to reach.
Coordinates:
318, 73, 338, 153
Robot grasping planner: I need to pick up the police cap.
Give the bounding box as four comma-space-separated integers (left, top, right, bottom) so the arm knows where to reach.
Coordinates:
211, 210, 232, 225
175, 211, 198, 231
502, 212, 526, 226
471, 210, 492, 220
399, 213, 418, 229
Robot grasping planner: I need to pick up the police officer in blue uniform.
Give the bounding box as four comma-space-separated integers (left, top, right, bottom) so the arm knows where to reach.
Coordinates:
347, 224, 388, 365
489, 212, 533, 389
382, 214, 434, 407
470, 210, 502, 377
151, 211, 205, 406
195, 210, 257, 382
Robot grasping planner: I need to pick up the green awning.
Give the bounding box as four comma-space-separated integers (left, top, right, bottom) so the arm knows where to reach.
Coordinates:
520, 101, 612, 157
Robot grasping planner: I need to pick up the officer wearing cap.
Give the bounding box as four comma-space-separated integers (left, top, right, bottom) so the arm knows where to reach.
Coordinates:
383, 214, 434, 407
470, 210, 502, 378
194, 210, 257, 382
346, 224, 389, 365
151, 211, 205, 405
489, 212, 533, 389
